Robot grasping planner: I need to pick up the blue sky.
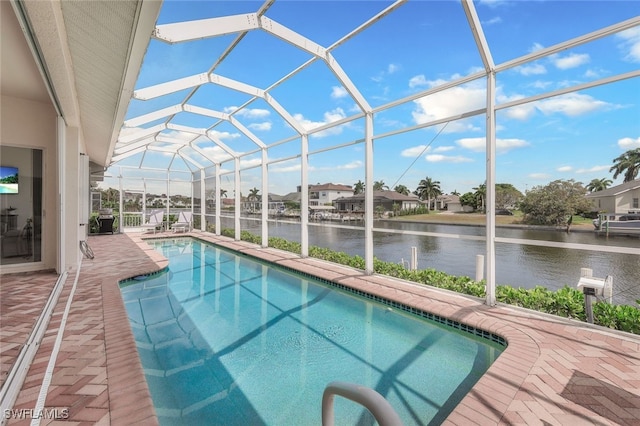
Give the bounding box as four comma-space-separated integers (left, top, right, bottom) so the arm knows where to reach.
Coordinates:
105, 0, 640, 197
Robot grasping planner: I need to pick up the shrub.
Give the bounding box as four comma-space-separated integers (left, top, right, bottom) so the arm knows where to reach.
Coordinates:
593, 303, 640, 334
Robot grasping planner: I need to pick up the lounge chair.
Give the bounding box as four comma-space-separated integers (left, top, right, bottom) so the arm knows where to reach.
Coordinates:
141, 210, 164, 234
172, 211, 192, 233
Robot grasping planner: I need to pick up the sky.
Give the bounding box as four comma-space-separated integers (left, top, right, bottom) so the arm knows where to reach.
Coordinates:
103, 0, 640, 198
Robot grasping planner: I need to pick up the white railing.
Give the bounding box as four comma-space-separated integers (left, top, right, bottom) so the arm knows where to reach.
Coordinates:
322, 381, 403, 426
120, 212, 144, 228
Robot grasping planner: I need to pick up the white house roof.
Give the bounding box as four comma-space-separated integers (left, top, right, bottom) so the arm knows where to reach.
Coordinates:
585, 179, 640, 198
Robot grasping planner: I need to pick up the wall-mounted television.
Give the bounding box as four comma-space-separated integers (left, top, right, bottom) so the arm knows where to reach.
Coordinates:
0, 166, 19, 194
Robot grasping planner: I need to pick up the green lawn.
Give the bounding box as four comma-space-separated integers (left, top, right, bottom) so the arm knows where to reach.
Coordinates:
390, 211, 594, 229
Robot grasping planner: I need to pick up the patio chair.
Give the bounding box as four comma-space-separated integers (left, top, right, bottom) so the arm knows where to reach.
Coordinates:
172, 211, 192, 233
141, 210, 164, 234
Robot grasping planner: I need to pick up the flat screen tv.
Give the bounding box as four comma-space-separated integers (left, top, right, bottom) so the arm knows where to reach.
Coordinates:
0, 166, 19, 194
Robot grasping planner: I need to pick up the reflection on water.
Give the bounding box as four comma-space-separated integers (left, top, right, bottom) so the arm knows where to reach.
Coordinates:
223, 218, 640, 306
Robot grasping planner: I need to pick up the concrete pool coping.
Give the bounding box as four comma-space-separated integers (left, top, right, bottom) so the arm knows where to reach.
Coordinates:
1, 230, 638, 424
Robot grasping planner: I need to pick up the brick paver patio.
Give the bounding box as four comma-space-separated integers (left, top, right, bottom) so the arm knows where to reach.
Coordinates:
1, 230, 638, 425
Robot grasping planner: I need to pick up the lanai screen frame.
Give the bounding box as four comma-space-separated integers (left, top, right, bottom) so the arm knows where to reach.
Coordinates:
112, 0, 640, 306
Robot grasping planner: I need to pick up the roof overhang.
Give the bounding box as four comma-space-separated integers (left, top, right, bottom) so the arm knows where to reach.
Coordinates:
6, 0, 162, 168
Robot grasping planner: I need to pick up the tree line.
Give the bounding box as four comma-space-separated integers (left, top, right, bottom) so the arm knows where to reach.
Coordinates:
351, 148, 640, 225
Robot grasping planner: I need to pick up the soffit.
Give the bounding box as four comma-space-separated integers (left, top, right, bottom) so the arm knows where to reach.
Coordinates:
13, 0, 160, 168
0, 1, 49, 104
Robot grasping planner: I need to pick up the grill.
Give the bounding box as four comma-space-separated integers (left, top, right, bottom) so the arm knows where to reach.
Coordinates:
97, 208, 114, 234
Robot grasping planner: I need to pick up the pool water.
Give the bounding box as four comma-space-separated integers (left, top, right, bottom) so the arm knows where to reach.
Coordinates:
120, 238, 504, 425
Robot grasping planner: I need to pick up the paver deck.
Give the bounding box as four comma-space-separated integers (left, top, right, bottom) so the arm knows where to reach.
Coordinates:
1, 230, 638, 425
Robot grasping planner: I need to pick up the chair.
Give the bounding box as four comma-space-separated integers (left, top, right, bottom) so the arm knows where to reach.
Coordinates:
141, 210, 164, 234
172, 211, 192, 233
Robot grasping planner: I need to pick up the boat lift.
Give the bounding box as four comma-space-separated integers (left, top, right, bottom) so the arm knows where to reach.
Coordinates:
577, 268, 613, 324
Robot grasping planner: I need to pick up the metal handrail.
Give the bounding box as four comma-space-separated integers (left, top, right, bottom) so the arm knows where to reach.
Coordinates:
322, 381, 403, 426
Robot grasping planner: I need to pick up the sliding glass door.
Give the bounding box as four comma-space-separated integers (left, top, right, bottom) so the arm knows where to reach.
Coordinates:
0, 146, 43, 266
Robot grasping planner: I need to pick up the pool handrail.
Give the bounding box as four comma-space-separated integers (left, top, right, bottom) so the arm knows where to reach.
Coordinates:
322, 381, 403, 426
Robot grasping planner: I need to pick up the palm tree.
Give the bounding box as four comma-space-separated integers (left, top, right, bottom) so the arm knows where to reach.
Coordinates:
473, 183, 486, 212
610, 148, 640, 183
247, 187, 260, 211
219, 188, 228, 198
415, 177, 442, 211
586, 178, 613, 193
102, 187, 120, 209
373, 180, 389, 191
353, 180, 365, 195
451, 189, 460, 196
248, 187, 260, 200
394, 184, 409, 195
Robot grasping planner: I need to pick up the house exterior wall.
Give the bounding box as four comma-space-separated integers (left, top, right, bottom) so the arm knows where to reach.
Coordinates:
1, 95, 58, 272
64, 126, 83, 270
616, 189, 640, 213
316, 189, 352, 205
447, 202, 463, 212
589, 187, 640, 214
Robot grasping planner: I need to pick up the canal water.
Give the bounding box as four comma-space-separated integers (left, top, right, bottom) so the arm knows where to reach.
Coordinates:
224, 218, 640, 306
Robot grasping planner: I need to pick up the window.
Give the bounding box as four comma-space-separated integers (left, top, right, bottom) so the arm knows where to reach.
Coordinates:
633, 198, 639, 209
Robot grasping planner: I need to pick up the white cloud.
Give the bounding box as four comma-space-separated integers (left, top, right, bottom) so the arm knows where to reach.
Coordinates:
337, 160, 363, 170
331, 86, 348, 99
208, 129, 241, 141
161, 129, 197, 141
408, 74, 428, 89
412, 80, 486, 132
425, 154, 473, 163
371, 64, 400, 84
529, 42, 545, 53
516, 63, 547, 76
401, 145, 430, 157
434, 146, 455, 152
199, 145, 234, 163
293, 108, 347, 137
248, 122, 272, 131
478, 0, 508, 7
240, 158, 263, 168
576, 165, 611, 173
482, 16, 502, 25
400, 144, 457, 158
618, 136, 640, 149
531, 80, 552, 90
505, 104, 536, 120
616, 26, 640, 62
324, 108, 346, 123
456, 137, 529, 153
583, 69, 603, 79
557, 166, 573, 172
496, 90, 536, 120
224, 106, 270, 119
535, 93, 609, 117
552, 53, 590, 70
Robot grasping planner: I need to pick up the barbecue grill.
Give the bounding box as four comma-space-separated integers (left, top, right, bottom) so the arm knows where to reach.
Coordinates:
97, 208, 114, 234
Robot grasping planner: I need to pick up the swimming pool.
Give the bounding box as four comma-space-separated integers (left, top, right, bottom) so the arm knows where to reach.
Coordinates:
120, 238, 505, 425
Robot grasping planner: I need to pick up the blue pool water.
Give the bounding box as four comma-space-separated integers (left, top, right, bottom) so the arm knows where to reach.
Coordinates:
120, 238, 505, 425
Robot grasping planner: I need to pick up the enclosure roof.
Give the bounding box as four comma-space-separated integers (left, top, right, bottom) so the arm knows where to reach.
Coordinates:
108, 0, 640, 187
7, 1, 639, 189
